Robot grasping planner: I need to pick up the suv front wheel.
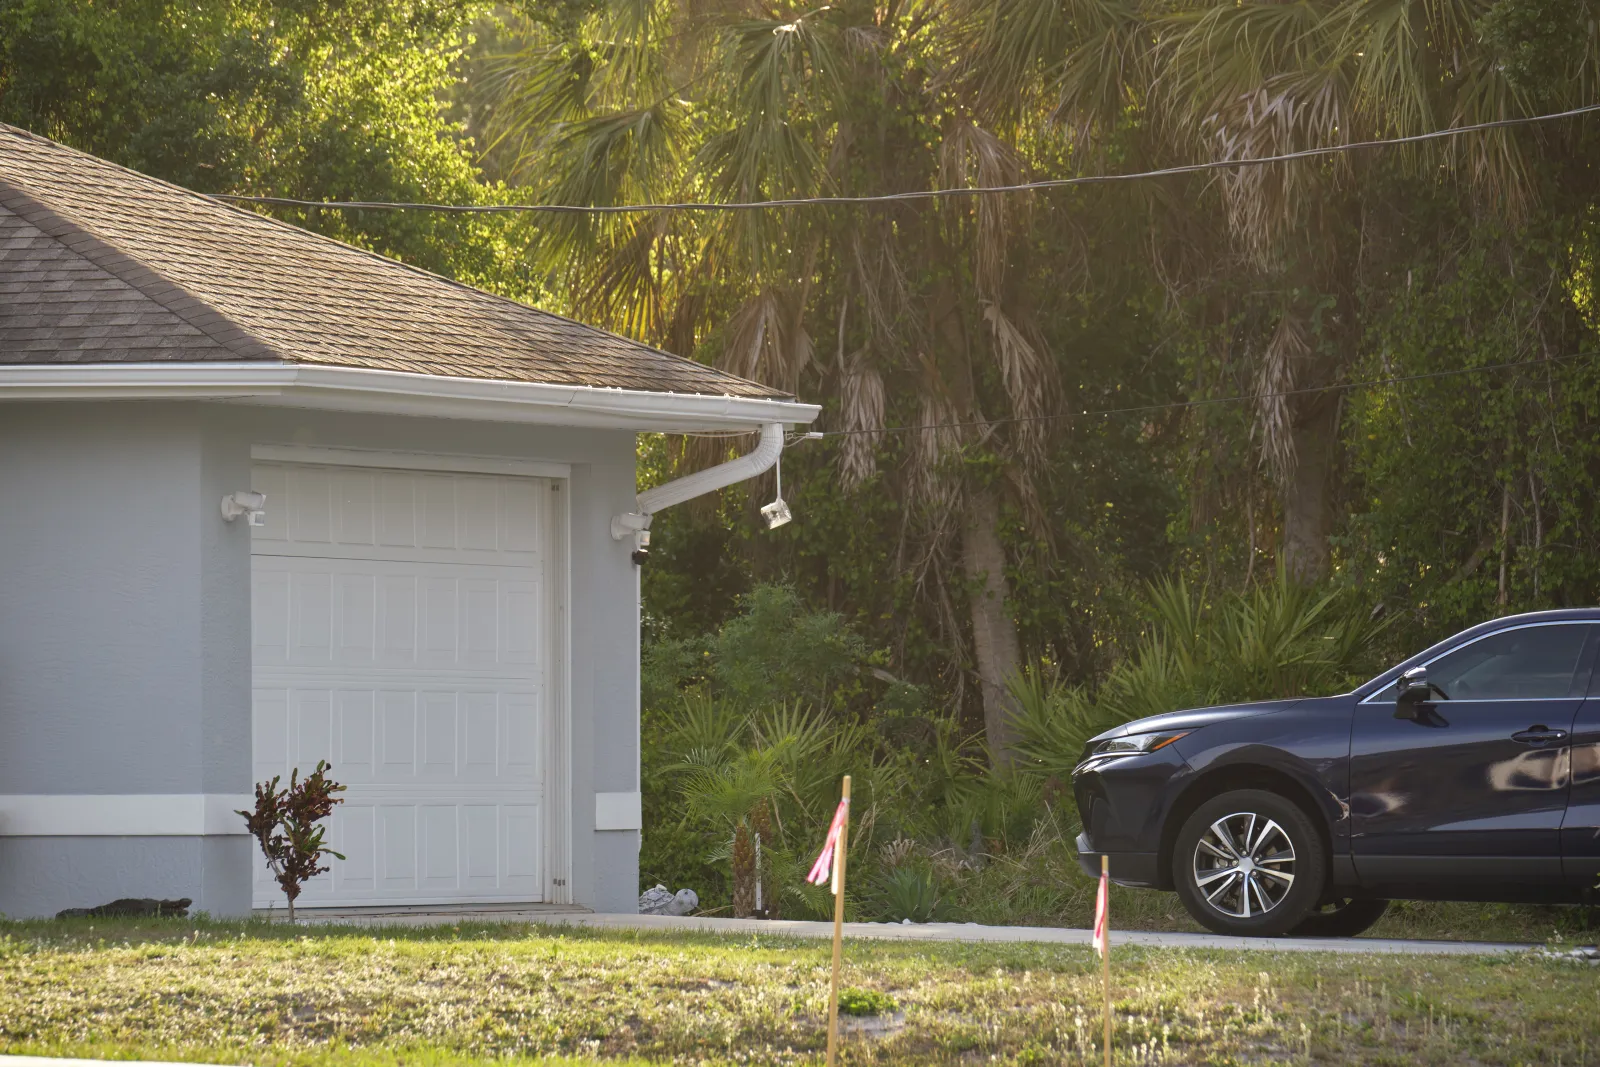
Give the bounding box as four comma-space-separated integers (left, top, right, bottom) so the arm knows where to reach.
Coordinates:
1172, 788, 1327, 937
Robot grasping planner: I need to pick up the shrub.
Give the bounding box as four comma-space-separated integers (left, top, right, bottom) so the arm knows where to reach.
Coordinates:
871, 867, 957, 923
238, 761, 346, 922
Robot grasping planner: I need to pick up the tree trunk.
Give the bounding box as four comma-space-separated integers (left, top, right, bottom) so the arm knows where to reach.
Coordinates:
962, 486, 1022, 767
1281, 398, 1340, 585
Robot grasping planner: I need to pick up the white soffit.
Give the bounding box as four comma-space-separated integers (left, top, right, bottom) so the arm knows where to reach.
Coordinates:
0, 362, 822, 433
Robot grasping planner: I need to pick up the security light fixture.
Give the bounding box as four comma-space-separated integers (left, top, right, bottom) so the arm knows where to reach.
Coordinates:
221, 490, 267, 526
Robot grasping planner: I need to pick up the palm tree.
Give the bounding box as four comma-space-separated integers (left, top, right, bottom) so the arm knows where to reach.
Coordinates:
947, 0, 1599, 582
482, 0, 1065, 763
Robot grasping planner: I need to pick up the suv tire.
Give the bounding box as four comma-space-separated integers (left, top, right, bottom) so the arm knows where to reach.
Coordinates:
1172, 788, 1327, 937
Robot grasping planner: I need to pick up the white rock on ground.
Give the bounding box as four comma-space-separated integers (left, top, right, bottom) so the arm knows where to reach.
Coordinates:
638, 885, 699, 916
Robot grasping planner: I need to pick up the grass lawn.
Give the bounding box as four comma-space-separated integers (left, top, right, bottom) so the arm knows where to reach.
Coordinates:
1096, 882, 1600, 944
3, 918, 1600, 1066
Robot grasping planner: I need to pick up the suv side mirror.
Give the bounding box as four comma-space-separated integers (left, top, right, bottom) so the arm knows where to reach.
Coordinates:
1395, 666, 1432, 720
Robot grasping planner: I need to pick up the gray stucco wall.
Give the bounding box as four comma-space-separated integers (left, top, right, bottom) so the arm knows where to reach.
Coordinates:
0, 401, 641, 918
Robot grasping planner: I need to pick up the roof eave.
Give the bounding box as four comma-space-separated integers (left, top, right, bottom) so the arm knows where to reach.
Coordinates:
0, 362, 821, 433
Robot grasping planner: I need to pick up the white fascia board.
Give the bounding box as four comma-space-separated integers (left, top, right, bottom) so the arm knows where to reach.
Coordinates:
0, 362, 822, 432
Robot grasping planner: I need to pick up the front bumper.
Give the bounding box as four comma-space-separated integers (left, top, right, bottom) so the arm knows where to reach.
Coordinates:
1074, 832, 1163, 888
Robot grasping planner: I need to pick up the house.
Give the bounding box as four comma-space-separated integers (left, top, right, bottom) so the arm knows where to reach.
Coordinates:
0, 124, 818, 918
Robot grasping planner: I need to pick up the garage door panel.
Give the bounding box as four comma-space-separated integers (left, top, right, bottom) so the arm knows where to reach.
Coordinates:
380, 691, 417, 774
380, 805, 417, 888
252, 568, 289, 666
334, 469, 376, 544
378, 575, 417, 665
504, 692, 540, 778
251, 794, 545, 907
288, 467, 334, 544
505, 805, 541, 887
255, 685, 542, 786
419, 475, 457, 549
420, 805, 458, 889
463, 693, 497, 772
458, 477, 500, 550
257, 559, 543, 673
503, 581, 541, 664
252, 461, 550, 909
464, 805, 499, 886
336, 804, 377, 892
463, 580, 499, 664
378, 473, 416, 546
502, 480, 540, 553
253, 688, 288, 781
422, 693, 457, 778
421, 577, 458, 665
291, 571, 332, 664
257, 462, 544, 565
338, 690, 376, 782
337, 573, 376, 663
295, 689, 333, 770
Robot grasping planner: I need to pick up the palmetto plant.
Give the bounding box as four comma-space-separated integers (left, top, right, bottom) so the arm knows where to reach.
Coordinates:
1010, 570, 1388, 783
657, 693, 910, 915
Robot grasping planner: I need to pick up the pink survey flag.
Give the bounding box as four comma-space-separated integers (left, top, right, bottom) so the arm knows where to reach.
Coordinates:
1091, 862, 1109, 958
806, 796, 851, 890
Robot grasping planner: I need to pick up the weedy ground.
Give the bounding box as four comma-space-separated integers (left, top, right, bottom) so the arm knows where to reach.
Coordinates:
2, 918, 1599, 1066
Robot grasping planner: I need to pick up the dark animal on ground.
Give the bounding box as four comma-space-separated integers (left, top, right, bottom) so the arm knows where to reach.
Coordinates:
56, 897, 193, 919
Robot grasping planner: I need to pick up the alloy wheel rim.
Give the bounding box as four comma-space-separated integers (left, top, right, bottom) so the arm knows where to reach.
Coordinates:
1191, 811, 1296, 919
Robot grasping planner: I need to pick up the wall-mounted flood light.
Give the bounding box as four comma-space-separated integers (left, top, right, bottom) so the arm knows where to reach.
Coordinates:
221, 490, 267, 526
760, 454, 792, 530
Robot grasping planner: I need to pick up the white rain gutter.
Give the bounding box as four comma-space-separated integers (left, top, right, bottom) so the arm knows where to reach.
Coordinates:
611, 422, 785, 541
0, 362, 821, 433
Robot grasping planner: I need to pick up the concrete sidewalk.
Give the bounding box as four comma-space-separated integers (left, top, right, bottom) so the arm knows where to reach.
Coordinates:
283, 904, 1537, 956
547, 912, 1535, 956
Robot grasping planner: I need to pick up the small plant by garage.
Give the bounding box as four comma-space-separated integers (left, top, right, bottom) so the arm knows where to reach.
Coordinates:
238, 761, 346, 921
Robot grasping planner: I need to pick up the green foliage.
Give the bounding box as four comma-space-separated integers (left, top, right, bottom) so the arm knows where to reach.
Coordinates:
1011, 572, 1389, 783
869, 868, 957, 924
710, 586, 869, 712
1477, 0, 1598, 101
837, 987, 898, 1016
642, 582, 1060, 917
0, 0, 538, 296
1338, 205, 1600, 656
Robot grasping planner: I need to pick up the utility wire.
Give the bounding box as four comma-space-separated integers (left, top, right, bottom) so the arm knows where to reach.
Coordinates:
209, 103, 1600, 215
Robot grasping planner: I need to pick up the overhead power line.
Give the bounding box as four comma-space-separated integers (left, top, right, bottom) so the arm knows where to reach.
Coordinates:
210, 102, 1600, 215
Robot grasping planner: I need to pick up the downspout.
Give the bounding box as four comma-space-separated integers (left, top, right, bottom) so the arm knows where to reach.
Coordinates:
611, 422, 785, 543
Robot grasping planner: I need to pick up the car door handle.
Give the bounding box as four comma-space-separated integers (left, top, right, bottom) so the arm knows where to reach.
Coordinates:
1512, 727, 1569, 745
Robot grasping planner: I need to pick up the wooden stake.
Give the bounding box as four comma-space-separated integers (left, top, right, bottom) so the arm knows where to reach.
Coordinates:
826, 775, 852, 1067
1102, 853, 1111, 1067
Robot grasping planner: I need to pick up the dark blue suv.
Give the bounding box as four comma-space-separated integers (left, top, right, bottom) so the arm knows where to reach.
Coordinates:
1073, 609, 1600, 937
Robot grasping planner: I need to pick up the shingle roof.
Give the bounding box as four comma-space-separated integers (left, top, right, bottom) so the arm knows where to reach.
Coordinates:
0, 124, 789, 400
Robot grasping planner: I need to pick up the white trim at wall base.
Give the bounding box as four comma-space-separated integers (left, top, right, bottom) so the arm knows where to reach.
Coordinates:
0, 795, 253, 836
0, 362, 821, 433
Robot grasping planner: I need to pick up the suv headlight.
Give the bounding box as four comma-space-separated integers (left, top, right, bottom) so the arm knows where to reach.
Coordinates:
1091, 730, 1190, 757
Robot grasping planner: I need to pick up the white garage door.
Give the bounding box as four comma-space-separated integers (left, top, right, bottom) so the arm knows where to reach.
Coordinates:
249, 460, 552, 908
